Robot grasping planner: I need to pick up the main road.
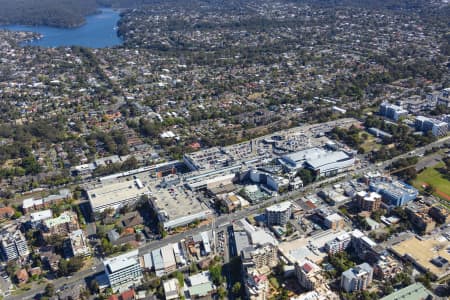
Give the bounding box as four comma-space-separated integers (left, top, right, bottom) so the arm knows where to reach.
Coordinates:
6, 135, 450, 300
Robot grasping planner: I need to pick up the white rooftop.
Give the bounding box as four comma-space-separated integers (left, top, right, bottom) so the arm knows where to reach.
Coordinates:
266, 201, 292, 212
325, 213, 343, 222
30, 209, 53, 222
103, 249, 139, 273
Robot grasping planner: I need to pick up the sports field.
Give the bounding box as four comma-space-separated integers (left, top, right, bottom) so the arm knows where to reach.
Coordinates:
412, 162, 450, 201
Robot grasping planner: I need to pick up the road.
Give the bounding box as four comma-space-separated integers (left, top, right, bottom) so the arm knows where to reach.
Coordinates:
6, 135, 450, 300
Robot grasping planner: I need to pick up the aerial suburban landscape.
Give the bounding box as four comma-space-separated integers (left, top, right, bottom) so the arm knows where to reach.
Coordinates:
0, 0, 449, 300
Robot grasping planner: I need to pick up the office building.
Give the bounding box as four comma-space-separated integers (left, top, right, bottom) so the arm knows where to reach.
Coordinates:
265, 201, 292, 226
379, 102, 408, 121
340, 263, 373, 293
355, 191, 381, 212
0, 229, 29, 261
103, 250, 143, 292
369, 179, 418, 207
415, 116, 448, 137
295, 260, 325, 291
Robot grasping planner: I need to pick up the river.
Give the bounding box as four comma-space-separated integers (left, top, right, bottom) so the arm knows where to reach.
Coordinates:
0, 8, 122, 48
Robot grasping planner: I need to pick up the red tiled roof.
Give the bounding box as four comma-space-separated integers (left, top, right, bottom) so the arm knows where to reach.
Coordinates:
0, 207, 15, 217
120, 289, 135, 300
302, 263, 313, 273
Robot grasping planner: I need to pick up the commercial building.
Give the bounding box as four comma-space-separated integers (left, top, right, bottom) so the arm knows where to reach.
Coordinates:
87, 178, 150, 213
239, 218, 278, 247
340, 263, 373, 293
379, 283, 435, 300
355, 191, 381, 212
103, 250, 143, 292
415, 116, 448, 137
265, 201, 292, 226
0, 229, 29, 261
248, 169, 290, 192
151, 244, 177, 277
68, 229, 90, 257
390, 235, 450, 280
369, 179, 418, 207
280, 148, 355, 177
147, 178, 212, 230
295, 260, 325, 291
379, 102, 408, 121
241, 243, 278, 270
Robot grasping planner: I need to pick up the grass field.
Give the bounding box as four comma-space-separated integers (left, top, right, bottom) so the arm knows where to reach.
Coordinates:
360, 132, 381, 152
412, 162, 450, 201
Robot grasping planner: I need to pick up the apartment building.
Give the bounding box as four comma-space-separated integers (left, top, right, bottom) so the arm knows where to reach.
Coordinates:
0, 229, 29, 261
341, 263, 373, 293
241, 243, 278, 270
295, 260, 325, 290
355, 191, 381, 212
265, 201, 292, 226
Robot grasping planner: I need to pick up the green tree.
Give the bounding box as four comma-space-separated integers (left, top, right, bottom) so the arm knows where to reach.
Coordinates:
174, 271, 184, 287
89, 279, 99, 294
209, 264, 224, 286
45, 283, 55, 297
232, 282, 241, 295
217, 286, 226, 300
297, 168, 314, 185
